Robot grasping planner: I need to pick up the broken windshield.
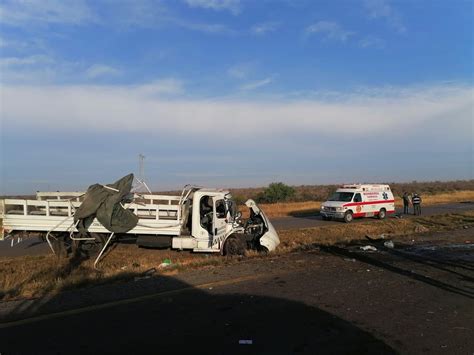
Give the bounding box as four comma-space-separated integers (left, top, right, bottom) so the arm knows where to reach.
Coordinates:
328, 192, 354, 202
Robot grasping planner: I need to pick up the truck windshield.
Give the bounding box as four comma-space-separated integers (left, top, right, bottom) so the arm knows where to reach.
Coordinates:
328, 192, 354, 202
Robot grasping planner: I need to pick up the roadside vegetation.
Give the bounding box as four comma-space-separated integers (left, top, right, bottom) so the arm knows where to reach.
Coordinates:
259, 190, 474, 218
1, 210, 473, 301
231, 179, 474, 204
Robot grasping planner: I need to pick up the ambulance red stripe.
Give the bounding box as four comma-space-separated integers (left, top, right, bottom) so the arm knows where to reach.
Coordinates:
343, 199, 395, 207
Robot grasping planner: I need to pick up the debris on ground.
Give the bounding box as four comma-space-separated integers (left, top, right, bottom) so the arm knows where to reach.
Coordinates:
144, 268, 156, 276
158, 259, 172, 269
383, 241, 395, 248
415, 224, 429, 233
344, 258, 356, 262
133, 268, 156, 281
239, 340, 253, 345
365, 234, 388, 241
360, 245, 377, 252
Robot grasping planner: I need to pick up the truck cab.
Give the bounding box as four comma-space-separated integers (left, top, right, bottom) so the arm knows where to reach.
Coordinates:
147, 188, 280, 255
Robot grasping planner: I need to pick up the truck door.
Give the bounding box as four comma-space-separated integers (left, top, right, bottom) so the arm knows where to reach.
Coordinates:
353, 193, 363, 216
212, 197, 228, 246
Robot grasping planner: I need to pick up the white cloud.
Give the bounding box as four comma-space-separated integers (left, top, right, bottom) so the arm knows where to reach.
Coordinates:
227, 62, 255, 79
85, 64, 121, 79
3, 83, 470, 141
134, 78, 184, 95
0, 54, 81, 84
176, 21, 235, 34
0, 0, 234, 36
240, 77, 274, 91
184, 0, 241, 15
306, 21, 354, 42
0, 55, 54, 67
0, 37, 35, 50
251, 22, 279, 35
359, 35, 385, 49
0, 0, 96, 26
364, 0, 406, 33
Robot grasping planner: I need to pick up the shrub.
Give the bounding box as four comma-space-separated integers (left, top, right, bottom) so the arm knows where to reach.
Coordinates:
257, 182, 296, 203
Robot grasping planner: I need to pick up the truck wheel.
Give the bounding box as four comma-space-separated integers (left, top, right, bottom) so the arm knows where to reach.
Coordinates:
378, 208, 386, 220
343, 211, 353, 223
223, 235, 246, 256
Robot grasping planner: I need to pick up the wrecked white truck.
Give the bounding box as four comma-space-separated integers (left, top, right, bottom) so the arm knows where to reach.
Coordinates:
0, 174, 280, 266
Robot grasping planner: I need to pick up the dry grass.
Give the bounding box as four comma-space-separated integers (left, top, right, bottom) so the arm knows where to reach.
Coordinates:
259, 190, 474, 218
1, 210, 473, 301
277, 210, 474, 250
258, 201, 322, 218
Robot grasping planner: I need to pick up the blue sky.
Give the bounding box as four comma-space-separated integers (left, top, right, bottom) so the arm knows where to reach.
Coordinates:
0, 0, 473, 194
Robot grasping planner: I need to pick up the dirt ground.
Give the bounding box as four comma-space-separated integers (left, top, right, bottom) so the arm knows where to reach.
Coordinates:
0, 227, 473, 354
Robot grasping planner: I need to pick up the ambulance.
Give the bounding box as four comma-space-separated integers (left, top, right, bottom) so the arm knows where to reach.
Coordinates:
320, 184, 395, 223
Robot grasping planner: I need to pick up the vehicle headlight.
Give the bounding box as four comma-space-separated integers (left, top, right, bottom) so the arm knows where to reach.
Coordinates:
321, 206, 326, 210
336, 207, 344, 212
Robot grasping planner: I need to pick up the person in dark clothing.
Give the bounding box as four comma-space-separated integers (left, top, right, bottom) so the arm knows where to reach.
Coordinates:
412, 193, 422, 215
402, 192, 410, 214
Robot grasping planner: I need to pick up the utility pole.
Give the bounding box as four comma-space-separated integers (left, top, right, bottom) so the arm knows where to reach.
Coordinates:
138, 154, 145, 182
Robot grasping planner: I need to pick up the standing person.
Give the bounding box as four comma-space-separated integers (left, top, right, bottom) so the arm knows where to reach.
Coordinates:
402, 192, 410, 214
412, 193, 422, 215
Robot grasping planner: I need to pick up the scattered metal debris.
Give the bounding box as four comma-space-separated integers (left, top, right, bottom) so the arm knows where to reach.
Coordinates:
239, 340, 253, 345
360, 245, 377, 252
383, 240, 395, 248
158, 259, 172, 269
133, 268, 156, 281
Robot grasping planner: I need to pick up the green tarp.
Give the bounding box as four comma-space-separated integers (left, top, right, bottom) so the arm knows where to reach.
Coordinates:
74, 174, 138, 235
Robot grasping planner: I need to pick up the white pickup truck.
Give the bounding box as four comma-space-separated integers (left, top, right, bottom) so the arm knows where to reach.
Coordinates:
1, 185, 280, 265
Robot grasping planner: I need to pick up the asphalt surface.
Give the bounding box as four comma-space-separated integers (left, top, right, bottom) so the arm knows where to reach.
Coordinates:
1, 228, 473, 354
270, 202, 474, 230
1, 202, 472, 258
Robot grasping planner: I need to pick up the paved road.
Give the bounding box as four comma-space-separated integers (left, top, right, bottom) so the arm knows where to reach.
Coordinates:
271, 202, 474, 230
1, 229, 473, 354
1, 202, 472, 258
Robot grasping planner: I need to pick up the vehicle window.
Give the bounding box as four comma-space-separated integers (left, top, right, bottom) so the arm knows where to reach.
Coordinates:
215, 199, 226, 219
328, 192, 354, 202
200, 196, 213, 229
353, 193, 362, 203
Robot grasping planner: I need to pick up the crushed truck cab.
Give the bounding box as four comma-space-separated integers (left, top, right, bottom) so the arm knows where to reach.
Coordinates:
168, 188, 280, 254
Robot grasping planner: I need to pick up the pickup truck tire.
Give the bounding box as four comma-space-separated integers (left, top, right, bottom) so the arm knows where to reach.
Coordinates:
378, 208, 386, 220
223, 235, 246, 256
343, 211, 353, 223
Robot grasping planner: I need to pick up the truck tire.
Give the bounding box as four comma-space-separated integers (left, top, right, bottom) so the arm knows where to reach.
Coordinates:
378, 208, 386, 220
223, 235, 246, 256
343, 211, 353, 223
